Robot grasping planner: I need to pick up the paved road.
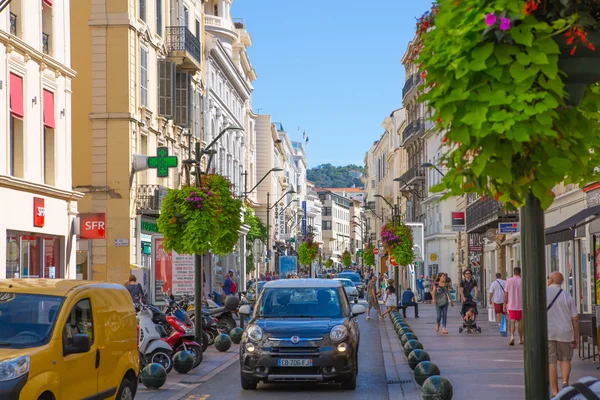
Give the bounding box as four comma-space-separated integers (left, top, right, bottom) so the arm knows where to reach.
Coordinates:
184, 300, 389, 400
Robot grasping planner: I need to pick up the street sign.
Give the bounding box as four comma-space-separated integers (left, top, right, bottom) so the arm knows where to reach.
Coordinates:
499, 222, 519, 234
147, 147, 178, 178
390, 256, 399, 267
114, 239, 129, 247
373, 248, 380, 255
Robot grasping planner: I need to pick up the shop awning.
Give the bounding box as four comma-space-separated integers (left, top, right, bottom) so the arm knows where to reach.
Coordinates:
10, 73, 23, 119
43, 89, 55, 129
545, 205, 600, 244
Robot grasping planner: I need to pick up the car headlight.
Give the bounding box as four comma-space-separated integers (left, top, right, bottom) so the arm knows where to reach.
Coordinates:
330, 325, 348, 342
0, 356, 30, 382
247, 325, 263, 342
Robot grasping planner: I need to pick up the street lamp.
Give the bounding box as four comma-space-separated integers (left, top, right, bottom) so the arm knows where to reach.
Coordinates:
243, 167, 283, 200
421, 162, 446, 177
266, 190, 296, 273
393, 177, 425, 200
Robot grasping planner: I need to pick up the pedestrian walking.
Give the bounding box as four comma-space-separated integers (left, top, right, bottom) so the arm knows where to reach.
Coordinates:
366, 275, 381, 320
416, 275, 425, 302
423, 276, 432, 304
434, 273, 453, 334
380, 279, 398, 320
400, 287, 419, 318
488, 272, 506, 327
503, 267, 523, 346
126, 275, 145, 303
459, 269, 479, 313
546, 272, 579, 396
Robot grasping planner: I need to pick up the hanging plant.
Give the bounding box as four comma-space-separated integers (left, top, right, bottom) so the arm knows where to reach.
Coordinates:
364, 246, 376, 267
417, 0, 600, 210
157, 174, 243, 256
298, 233, 319, 266
246, 254, 255, 275
342, 250, 352, 268
381, 223, 414, 266
325, 259, 333, 269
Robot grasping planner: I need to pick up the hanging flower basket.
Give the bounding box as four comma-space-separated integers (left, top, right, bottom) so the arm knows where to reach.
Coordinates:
298, 234, 319, 266
342, 250, 352, 268
381, 223, 414, 267
364, 246, 375, 267
157, 174, 243, 256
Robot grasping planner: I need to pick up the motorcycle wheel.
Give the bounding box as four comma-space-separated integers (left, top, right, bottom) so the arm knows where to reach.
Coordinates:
149, 349, 173, 373
188, 310, 195, 324
205, 328, 217, 346
178, 344, 203, 368
218, 316, 236, 332
202, 330, 210, 352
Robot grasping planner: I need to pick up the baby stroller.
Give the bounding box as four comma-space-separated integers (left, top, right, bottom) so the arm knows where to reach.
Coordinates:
459, 300, 482, 333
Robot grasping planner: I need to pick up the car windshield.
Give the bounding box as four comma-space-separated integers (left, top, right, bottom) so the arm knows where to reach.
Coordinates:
0, 293, 64, 348
338, 280, 355, 288
339, 274, 361, 284
257, 287, 349, 318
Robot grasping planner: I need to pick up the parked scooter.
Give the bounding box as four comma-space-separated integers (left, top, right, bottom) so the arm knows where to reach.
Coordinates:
202, 295, 239, 332
137, 307, 174, 373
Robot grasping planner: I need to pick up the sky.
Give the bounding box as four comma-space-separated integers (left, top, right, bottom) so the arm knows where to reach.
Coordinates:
231, 0, 433, 168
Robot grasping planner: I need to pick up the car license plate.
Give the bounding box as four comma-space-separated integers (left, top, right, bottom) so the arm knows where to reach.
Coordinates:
277, 359, 313, 367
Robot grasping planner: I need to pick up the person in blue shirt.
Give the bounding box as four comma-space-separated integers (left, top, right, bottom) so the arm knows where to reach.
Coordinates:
416, 275, 425, 303
222, 271, 233, 295
401, 287, 419, 318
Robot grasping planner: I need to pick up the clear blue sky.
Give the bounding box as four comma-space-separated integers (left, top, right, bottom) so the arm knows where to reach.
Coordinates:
232, 0, 432, 168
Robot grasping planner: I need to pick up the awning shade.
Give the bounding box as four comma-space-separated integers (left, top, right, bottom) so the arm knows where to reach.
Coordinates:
10, 73, 23, 119
43, 89, 55, 129
545, 205, 600, 244
43, 0, 52, 7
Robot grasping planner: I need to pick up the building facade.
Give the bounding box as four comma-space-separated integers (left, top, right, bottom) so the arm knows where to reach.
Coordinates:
318, 190, 351, 269
1, 0, 82, 280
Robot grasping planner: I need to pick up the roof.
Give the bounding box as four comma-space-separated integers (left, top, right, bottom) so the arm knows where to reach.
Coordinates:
0, 279, 127, 297
263, 279, 342, 289
333, 278, 353, 282
322, 188, 364, 193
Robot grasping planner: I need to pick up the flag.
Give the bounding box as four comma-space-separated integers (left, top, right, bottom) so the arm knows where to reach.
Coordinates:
303, 130, 306, 141
305, 136, 309, 144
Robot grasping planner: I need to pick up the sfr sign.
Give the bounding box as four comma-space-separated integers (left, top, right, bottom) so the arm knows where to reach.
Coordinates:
80, 213, 106, 239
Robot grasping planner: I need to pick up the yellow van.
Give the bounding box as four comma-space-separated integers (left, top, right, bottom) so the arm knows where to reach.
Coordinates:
0, 279, 139, 400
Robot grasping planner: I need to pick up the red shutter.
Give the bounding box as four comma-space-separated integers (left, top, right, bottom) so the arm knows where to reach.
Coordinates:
10, 73, 24, 119
43, 0, 53, 7
43, 89, 55, 129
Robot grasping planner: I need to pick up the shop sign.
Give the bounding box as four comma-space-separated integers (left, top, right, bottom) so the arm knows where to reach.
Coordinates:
33, 197, 45, 227
390, 256, 399, 267
302, 201, 307, 237
430, 253, 438, 262
499, 222, 519, 234
587, 188, 600, 207
469, 245, 483, 252
451, 211, 465, 231
141, 219, 159, 233
80, 213, 106, 239
278, 205, 285, 240
152, 236, 194, 303
114, 239, 129, 247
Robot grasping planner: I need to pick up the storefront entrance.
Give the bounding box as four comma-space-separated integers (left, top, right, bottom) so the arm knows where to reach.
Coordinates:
5, 231, 64, 279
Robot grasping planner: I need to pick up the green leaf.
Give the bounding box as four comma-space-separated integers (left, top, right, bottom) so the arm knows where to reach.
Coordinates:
528, 48, 549, 65
494, 44, 516, 65
469, 58, 488, 71
511, 26, 534, 47
532, 181, 554, 210
485, 66, 504, 80
472, 42, 495, 61
536, 37, 561, 55
516, 53, 532, 66
460, 108, 487, 130
549, 157, 572, 173
489, 90, 509, 106
509, 62, 529, 83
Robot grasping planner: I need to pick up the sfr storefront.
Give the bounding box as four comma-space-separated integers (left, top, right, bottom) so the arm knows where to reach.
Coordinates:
0, 187, 80, 280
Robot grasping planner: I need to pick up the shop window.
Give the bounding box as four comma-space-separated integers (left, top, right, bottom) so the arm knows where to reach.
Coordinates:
5, 233, 62, 279
42, 3, 52, 55
63, 299, 94, 349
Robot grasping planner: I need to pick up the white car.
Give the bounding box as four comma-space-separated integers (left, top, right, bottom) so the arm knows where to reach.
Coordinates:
334, 278, 359, 303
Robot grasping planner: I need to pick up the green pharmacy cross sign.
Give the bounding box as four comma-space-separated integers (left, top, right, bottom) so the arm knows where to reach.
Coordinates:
148, 147, 178, 178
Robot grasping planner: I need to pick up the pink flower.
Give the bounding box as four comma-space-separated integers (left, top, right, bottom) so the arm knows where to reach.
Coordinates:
499, 18, 511, 31
485, 13, 497, 26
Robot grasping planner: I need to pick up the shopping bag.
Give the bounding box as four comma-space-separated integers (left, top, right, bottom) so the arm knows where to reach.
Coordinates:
499, 314, 508, 337
488, 307, 495, 322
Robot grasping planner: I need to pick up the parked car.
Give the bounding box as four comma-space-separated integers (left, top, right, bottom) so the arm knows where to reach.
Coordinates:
334, 278, 359, 304
239, 279, 365, 390
246, 281, 267, 304
337, 272, 364, 298
0, 279, 139, 400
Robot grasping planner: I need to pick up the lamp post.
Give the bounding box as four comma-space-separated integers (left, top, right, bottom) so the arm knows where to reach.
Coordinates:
421, 162, 446, 177
243, 167, 283, 200
352, 217, 366, 275
266, 190, 296, 273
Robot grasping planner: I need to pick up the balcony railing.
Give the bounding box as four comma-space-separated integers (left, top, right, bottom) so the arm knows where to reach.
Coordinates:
204, 15, 237, 33
42, 33, 49, 55
166, 26, 201, 67
402, 73, 422, 99
137, 184, 169, 214
402, 118, 425, 143
10, 13, 16, 36
398, 165, 426, 185
466, 198, 519, 233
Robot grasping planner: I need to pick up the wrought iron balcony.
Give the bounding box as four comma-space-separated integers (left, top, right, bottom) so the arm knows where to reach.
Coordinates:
137, 184, 169, 214
466, 197, 519, 233
402, 73, 422, 99
166, 26, 201, 70
42, 33, 49, 55
10, 13, 16, 36
398, 165, 426, 186
402, 118, 425, 143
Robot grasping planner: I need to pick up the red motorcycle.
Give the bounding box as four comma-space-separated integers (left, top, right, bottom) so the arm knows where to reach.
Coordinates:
163, 314, 203, 368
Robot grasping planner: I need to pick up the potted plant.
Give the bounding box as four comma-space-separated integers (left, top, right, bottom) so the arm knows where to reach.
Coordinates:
380, 223, 415, 267
157, 174, 243, 256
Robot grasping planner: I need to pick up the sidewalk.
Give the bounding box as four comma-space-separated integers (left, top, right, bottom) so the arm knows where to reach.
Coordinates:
399, 303, 599, 399
136, 344, 239, 400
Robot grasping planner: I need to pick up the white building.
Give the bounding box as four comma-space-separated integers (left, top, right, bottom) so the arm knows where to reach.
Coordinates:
318, 190, 351, 268
1, 0, 82, 280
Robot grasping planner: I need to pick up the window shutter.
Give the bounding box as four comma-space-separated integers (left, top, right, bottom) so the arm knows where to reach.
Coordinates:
140, 0, 146, 22
156, 0, 162, 36
195, 91, 201, 138
140, 46, 148, 107
174, 71, 190, 126
158, 59, 175, 118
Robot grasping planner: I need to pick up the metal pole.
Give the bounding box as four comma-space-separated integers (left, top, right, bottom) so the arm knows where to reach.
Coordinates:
194, 253, 203, 346
266, 192, 270, 273
521, 192, 549, 400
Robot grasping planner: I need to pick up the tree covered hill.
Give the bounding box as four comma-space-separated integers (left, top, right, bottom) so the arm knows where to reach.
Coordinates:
307, 164, 364, 188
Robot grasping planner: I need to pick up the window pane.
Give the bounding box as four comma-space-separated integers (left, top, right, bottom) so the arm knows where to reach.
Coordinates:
63, 299, 94, 347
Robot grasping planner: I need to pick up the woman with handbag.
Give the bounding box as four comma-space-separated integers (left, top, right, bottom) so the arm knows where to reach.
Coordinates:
433, 273, 454, 334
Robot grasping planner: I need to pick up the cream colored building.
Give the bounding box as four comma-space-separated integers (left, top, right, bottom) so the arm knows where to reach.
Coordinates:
71, 0, 205, 284
0, 0, 83, 280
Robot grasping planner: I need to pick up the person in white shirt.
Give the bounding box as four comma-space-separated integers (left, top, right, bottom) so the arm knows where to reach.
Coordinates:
546, 272, 579, 396
488, 273, 506, 327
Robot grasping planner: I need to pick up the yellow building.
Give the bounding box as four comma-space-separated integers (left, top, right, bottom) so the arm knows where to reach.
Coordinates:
71, 0, 206, 284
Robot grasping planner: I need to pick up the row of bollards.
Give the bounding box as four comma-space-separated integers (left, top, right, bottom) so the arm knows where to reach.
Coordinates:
390, 311, 454, 399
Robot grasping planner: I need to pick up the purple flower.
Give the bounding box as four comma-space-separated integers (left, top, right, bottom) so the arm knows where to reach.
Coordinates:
485, 13, 497, 26
207, 191, 213, 196
195, 197, 200, 201
499, 18, 511, 31
197, 204, 202, 208
190, 192, 195, 196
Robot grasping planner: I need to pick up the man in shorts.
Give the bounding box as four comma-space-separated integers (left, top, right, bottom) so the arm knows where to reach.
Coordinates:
366, 275, 381, 320
547, 272, 579, 396
488, 272, 506, 327
504, 267, 523, 346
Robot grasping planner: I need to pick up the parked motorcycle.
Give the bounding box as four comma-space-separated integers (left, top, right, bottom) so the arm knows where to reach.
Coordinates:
202, 295, 239, 332
137, 307, 174, 373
